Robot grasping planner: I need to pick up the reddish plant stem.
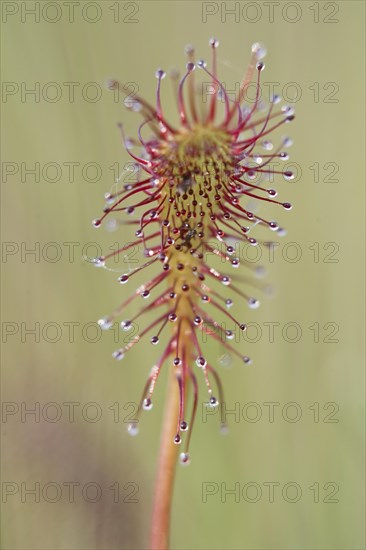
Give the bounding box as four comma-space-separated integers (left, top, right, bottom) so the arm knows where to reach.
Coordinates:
149, 368, 180, 550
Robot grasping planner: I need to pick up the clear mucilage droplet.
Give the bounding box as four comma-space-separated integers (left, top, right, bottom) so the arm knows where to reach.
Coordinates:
179, 452, 191, 466
112, 350, 124, 361
248, 298, 260, 309
127, 423, 139, 436
121, 320, 132, 331
92, 257, 105, 268
209, 396, 219, 409
98, 317, 113, 330
143, 398, 153, 411
251, 42, 267, 60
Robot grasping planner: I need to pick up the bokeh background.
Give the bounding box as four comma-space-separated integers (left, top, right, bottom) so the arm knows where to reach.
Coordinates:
2, 1, 365, 549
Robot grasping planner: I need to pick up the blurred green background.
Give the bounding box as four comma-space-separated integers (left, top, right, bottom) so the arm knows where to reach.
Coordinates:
1, 1, 365, 549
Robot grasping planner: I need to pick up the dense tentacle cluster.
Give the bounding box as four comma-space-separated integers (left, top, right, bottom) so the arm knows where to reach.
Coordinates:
92, 40, 294, 464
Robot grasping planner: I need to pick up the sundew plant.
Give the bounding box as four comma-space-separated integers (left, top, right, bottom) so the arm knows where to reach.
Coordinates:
91, 39, 295, 549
